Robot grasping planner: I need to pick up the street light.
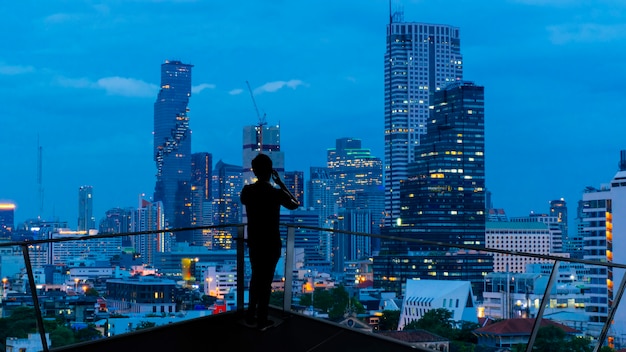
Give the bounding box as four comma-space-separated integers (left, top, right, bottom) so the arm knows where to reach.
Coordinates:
1, 278, 7, 299
74, 278, 79, 293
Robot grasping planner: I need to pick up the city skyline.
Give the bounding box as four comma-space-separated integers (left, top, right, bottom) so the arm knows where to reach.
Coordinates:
2, 1, 626, 227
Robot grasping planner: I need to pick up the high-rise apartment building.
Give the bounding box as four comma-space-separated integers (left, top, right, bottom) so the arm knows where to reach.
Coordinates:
132, 197, 168, 266
485, 222, 552, 273
77, 185, 95, 232
510, 213, 563, 254
384, 13, 463, 227
577, 150, 626, 339
153, 60, 193, 242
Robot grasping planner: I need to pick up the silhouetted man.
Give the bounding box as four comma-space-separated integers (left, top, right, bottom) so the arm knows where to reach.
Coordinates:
241, 153, 299, 331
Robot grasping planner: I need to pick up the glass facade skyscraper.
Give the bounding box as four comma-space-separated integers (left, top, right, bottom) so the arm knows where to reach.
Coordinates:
153, 60, 193, 242
375, 81, 488, 296
77, 185, 95, 232
384, 14, 463, 227
327, 137, 383, 209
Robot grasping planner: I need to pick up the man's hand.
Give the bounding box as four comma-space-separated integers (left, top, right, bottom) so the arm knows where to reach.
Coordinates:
271, 170, 283, 185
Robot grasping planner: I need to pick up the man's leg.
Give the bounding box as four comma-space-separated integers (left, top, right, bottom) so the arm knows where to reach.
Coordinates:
256, 250, 280, 328
246, 246, 260, 324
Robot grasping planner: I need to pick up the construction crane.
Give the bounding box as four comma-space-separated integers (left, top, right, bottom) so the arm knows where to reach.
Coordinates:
246, 81, 267, 152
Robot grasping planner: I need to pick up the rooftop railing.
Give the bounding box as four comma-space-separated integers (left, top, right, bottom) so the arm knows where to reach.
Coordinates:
0, 223, 624, 352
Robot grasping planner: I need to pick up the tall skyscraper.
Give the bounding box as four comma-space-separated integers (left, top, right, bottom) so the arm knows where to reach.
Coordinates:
375, 81, 486, 296
284, 171, 305, 205
0, 203, 15, 238
211, 160, 243, 249
307, 167, 337, 226
384, 12, 463, 227
242, 124, 283, 185
549, 199, 569, 250
400, 81, 485, 246
191, 152, 213, 245
77, 185, 95, 232
153, 60, 193, 242
191, 152, 213, 202
327, 137, 383, 209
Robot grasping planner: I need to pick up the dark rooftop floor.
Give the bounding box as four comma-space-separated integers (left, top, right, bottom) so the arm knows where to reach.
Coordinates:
53, 307, 426, 352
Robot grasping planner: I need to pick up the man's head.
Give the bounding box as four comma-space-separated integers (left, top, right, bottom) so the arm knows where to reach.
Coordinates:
251, 153, 272, 181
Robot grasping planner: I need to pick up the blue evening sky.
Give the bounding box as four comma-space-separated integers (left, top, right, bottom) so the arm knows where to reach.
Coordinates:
1, 0, 625, 228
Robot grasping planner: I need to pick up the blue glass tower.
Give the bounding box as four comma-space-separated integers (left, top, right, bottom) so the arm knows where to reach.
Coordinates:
153, 60, 193, 242
375, 81, 489, 297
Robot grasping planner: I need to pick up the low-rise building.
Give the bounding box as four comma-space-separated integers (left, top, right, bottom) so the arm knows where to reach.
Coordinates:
398, 279, 477, 330
473, 318, 579, 349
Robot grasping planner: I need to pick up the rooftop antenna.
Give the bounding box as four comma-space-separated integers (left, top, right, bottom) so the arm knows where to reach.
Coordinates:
37, 136, 44, 219
246, 81, 268, 153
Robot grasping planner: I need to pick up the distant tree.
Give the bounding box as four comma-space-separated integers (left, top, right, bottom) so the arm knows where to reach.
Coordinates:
599, 346, 616, 352
73, 324, 102, 342
5, 307, 37, 339
313, 289, 334, 313
328, 286, 350, 320
405, 308, 454, 338
453, 320, 480, 343
378, 310, 400, 331
49, 326, 75, 348
565, 336, 593, 352
85, 287, 100, 297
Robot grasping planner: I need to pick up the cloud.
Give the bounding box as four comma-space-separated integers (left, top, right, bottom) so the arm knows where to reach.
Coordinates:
548, 23, 626, 44
97, 77, 158, 97
229, 88, 244, 95
44, 13, 82, 24
55, 75, 158, 97
253, 80, 306, 94
0, 63, 35, 75
192, 83, 216, 94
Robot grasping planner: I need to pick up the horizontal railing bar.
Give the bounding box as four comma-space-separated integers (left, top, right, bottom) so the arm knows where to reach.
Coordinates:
287, 224, 626, 271
2, 222, 624, 271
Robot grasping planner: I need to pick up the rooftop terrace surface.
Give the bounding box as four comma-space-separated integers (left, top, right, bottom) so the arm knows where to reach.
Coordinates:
53, 307, 425, 352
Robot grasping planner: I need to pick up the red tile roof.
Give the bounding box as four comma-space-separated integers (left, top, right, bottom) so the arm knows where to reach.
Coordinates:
474, 318, 579, 336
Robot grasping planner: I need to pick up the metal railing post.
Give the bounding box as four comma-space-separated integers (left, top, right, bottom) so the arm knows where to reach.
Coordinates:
236, 225, 245, 312
594, 270, 626, 352
525, 260, 560, 352
283, 226, 296, 312
20, 243, 49, 352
